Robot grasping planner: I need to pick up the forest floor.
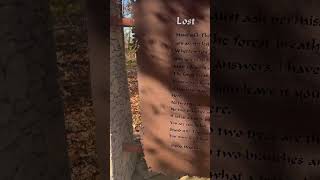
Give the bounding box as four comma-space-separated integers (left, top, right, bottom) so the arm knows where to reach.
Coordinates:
126, 55, 142, 132
54, 14, 100, 180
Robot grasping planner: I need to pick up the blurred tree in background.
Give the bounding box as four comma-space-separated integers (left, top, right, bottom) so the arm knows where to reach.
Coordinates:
50, 0, 82, 18
49, 0, 86, 34
123, 0, 138, 63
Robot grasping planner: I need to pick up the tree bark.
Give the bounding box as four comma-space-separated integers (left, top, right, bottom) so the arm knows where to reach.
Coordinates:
109, 0, 138, 180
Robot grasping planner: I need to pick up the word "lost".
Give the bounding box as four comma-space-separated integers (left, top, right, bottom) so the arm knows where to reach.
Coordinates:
177, 17, 196, 25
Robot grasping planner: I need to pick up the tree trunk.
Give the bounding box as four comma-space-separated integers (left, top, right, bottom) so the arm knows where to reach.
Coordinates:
110, 0, 138, 180
0, 1, 70, 179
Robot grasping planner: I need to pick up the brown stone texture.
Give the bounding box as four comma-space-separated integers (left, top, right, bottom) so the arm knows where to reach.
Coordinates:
136, 0, 210, 177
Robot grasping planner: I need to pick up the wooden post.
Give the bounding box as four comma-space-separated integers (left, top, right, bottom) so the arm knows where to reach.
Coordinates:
122, 143, 143, 153
111, 16, 135, 27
